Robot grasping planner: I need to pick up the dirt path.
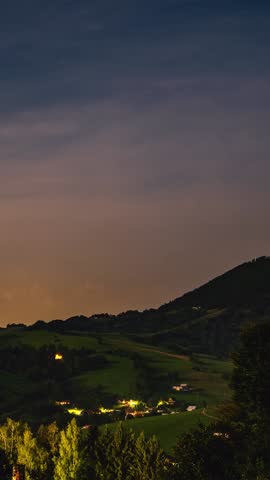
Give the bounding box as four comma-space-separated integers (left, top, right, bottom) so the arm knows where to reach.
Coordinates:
110, 339, 189, 361
202, 408, 220, 421
133, 345, 189, 361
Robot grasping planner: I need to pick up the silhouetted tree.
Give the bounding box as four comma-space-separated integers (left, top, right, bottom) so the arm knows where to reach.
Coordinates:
54, 418, 86, 480
172, 423, 238, 480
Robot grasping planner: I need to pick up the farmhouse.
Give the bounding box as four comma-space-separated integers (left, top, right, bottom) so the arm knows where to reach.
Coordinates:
172, 383, 190, 392
213, 432, 230, 439
55, 400, 70, 406
55, 353, 63, 360
186, 405, 197, 412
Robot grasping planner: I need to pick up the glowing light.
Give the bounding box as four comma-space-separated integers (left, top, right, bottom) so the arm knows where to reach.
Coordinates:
55, 353, 63, 360
99, 407, 114, 414
67, 408, 84, 416
157, 400, 169, 407
117, 399, 140, 409
128, 400, 139, 409
213, 432, 229, 439
117, 399, 128, 406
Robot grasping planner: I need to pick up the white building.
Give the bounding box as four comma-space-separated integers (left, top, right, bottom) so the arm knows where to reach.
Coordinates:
186, 405, 197, 412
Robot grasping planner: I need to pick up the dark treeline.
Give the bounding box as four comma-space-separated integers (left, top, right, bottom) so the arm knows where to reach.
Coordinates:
1, 321, 270, 479
0, 344, 107, 379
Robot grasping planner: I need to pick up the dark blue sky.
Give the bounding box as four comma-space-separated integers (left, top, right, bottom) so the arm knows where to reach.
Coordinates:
1, 1, 270, 324
1, 1, 269, 110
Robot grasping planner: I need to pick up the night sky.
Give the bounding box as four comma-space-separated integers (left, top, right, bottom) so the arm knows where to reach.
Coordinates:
1, 1, 270, 325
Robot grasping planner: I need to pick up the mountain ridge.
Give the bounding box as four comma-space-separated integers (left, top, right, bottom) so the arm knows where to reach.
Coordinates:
160, 255, 270, 310
10, 256, 270, 356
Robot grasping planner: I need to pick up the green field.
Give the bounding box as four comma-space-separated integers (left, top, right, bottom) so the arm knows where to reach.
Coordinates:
102, 409, 211, 453
73, 355, 137, 397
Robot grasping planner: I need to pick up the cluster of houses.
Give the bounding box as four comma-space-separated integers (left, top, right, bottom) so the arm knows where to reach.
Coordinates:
118, 398, 180, 419
55, 388, 197, 421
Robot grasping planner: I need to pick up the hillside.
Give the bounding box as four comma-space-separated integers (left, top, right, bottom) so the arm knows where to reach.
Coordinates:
23, 256, 270, 356
161, 256, 270, 311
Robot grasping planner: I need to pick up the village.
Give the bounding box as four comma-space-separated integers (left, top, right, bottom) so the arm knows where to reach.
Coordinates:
55, 382, 198, 425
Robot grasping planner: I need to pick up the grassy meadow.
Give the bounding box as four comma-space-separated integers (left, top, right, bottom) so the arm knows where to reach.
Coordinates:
102, 409, 212, 453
